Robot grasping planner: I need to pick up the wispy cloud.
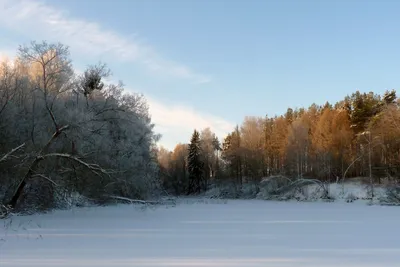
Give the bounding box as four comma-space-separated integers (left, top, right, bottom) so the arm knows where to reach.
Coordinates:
0, 0, 210, 84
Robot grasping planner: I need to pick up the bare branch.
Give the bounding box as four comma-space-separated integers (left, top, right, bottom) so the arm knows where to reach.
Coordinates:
43, 153, 111, 177
341, 153, 364, 183
32, 174, 59, 187
0, 143, 25, 163
39, 125, 69, 155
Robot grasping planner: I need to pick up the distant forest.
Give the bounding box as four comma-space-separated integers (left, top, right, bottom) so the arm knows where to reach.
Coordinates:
158, 89, 400, 195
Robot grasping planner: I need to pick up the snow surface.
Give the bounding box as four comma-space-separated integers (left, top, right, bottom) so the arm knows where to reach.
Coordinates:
1, 199, 400, 267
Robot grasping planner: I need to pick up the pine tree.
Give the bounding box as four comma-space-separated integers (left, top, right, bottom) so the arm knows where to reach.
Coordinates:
383, 89, 397, 104
187, 129, 204, 194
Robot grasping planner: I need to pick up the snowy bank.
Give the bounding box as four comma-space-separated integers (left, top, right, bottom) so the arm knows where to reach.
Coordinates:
204, 177, 396, 205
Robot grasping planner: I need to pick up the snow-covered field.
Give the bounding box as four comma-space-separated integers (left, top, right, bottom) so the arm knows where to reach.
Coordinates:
1, 199, 400, 267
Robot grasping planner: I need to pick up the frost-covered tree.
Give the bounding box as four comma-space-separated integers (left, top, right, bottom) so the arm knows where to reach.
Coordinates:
0, 41, 161, 212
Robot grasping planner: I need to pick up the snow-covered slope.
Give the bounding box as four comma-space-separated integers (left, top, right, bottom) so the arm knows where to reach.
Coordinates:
1, 199, 400, 266
255, 177, 389, 203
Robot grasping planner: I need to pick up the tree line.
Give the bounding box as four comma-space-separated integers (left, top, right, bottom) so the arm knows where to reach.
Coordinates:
158, 90, 400, 195
2, 40, 400, 213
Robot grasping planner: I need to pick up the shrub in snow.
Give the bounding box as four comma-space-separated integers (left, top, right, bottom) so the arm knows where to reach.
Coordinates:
203, 177, 389, 205
257, 176, 330, 201
257, 175, 292, 199
204, 187, 222, 199
56, 191, 91, 209
240, 183, 259, 199
205, 182, 255, 199
14, 179, 56, 214
379, 185, 400, 205
214, 184, 240, 199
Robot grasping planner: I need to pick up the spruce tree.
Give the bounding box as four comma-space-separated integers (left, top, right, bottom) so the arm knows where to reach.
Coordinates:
187, 129, 203, 194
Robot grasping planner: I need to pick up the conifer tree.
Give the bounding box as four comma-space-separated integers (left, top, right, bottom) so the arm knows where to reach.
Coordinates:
187, 129, 203, 194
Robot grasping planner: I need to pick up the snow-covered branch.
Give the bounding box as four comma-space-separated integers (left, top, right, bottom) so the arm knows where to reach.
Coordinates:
43, 153, 112, 177
104, 195, 175, 206
0, 143, 25, 163
32, 174, 59, 186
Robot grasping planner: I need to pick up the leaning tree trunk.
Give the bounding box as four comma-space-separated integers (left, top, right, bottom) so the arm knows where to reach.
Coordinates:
8, 125, 69, 209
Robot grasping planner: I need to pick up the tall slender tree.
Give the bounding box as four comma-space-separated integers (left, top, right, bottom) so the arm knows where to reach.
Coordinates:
187, 130, 203, 194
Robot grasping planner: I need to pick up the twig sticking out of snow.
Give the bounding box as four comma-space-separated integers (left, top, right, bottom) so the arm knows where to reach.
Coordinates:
0, 204, 12, 219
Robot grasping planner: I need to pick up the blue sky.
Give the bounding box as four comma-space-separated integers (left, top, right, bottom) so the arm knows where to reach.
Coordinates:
1, 0, 400, 149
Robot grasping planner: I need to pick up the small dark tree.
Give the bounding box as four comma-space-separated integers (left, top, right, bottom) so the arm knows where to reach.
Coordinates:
187, 129, 203, 194
78, 62, 111, 107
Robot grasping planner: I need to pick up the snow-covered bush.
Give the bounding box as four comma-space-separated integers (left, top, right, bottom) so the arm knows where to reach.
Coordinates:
204, 186, 222, 198
257, 176, 329, 201
379, 185, 400, 205
240, 183, 259, 199
205, 182, 240, 199
55, 191, 92, 209
257, 175, 292, 199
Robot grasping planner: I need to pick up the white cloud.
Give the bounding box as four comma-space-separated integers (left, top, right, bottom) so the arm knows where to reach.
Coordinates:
0, 0, 210, 84
146, 96, 234, 150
